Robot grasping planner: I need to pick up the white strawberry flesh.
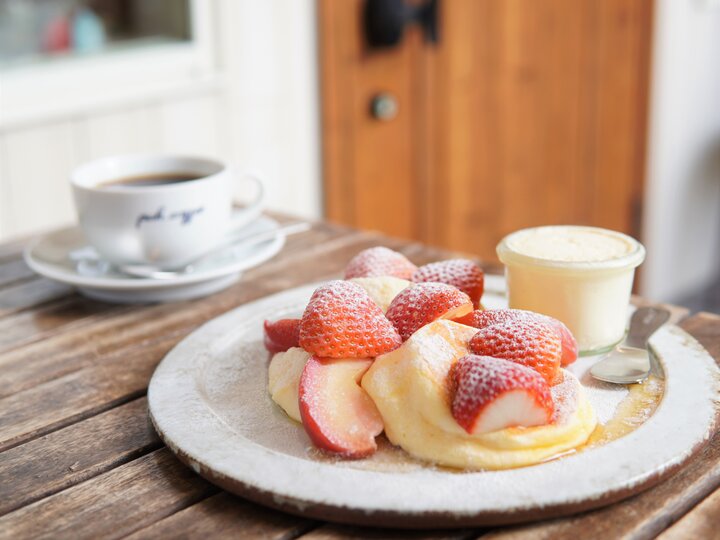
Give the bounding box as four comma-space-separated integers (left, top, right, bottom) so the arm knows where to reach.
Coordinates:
451, 355, 554, 434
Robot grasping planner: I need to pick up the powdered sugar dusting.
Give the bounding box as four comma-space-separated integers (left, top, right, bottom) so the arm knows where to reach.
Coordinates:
569, 355, 630, 425
412, 259, 485, 307
550, 371, 580, 424
298, 280, 401, 358
386, 282, 472, 341
344, 247, 418, 280
456, 309, 578, 367
469, 318, 562, 385
451, 355, 554, 433
402, 320, 477, 382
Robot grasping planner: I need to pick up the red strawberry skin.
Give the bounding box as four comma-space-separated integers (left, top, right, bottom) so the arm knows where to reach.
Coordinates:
263, 318, 301, 354
451, 354, 554, 434
385, 282, 473, 341
455, 309, 578, 366
344, 247, 417, 280
468, 318, 562, 385
299, 280, 401, 358
553, 322, 578, 366
412, 259, 485, 308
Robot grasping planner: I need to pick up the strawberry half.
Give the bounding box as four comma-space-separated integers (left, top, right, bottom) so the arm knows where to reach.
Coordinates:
263, 318, 301, 354
344, 247, 417, 280
468, 318, 562, 385
385, 282, 473, 341
412, 259, 485, 308
451, 354, 554, 434
299, 280, 402, 358
456, 308, 578, 366
299, 355, 383, 458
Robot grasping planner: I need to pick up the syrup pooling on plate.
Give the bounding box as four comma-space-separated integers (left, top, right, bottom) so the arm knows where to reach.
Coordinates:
584, 375, 664, 448
304, 356, 665, 471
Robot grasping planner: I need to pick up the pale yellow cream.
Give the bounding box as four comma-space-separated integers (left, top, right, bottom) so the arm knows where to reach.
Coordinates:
505, 226, 636, 262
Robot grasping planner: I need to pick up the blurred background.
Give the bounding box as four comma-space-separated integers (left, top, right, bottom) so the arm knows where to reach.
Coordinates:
0, 0, 718, 311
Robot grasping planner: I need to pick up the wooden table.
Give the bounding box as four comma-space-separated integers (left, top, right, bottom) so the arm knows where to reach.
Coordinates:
1, 216, 719, 539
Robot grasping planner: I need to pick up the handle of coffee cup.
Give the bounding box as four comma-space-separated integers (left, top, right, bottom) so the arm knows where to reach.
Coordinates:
226, 174, 265, 237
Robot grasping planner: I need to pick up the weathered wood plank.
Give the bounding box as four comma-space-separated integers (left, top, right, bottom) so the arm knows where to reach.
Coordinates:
657, 485, 720, 540
0, 397, 160, 515
478, 312, 720, 540
680, 312, 720, 360
301, 525, 480, 539
0, 307, 190, 398
125, 492, 315, 540
0, 333, 179, 452
0, 449, 216, 540
0, 220, 715, 539
0, 223, 358, 398
630, 295, 690, 325
0, 219, 340, 348
0, 258, 35, 289
0, 296, 130, 354
0, 277, 73, 318
0, 232, 402, 450
0, 237, 31, 261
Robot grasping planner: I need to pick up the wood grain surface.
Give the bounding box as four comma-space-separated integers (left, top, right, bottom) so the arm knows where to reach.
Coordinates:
0, 215, 718, 539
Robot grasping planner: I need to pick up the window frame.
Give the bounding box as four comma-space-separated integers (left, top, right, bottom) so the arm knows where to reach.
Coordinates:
0, 0, 220, 129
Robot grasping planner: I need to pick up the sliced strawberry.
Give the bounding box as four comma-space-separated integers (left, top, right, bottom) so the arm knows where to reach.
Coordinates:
344, 247, 417, 280
263, 318, 301, 354
553, 321, 579, 366
450, 354, 554, 434
412, 259, 485, 308
299, 280, 401, 358
468, 318, 562, 385
385, 282, 473, 341
455, 308, 578, 366
299, 355, 383, 458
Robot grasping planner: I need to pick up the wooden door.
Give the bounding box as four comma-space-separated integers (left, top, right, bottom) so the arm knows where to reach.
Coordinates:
319, 0, 653, 262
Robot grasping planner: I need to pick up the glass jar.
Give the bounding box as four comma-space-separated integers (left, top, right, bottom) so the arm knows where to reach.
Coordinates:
497, 226, 646, 355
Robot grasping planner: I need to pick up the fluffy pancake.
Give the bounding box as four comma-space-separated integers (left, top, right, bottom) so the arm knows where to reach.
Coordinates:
362, 320, 597, 469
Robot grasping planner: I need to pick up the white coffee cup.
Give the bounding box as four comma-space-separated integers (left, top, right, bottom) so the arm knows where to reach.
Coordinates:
71, 154, 264, 269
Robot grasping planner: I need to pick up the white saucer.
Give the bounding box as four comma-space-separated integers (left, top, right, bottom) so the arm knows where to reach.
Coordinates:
23, 216, 285, 303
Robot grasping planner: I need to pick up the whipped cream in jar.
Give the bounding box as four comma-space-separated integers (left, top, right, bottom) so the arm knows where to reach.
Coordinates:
497, 226, 646, 354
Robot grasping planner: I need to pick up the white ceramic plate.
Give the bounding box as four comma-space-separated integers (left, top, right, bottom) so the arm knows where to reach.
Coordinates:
148, 283, 719, 527
24, 215, 285, 303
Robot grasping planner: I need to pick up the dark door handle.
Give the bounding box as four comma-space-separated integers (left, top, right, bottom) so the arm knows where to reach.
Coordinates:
364, 0, 439, 48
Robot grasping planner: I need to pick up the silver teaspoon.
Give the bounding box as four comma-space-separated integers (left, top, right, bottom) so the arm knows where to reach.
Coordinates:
590, 306, 671, 385
118, 222, 311, 280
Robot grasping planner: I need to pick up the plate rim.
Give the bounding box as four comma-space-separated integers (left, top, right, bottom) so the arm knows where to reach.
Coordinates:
148, 283, 720, 528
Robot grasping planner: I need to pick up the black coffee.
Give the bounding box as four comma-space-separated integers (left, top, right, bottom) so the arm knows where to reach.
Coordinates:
100, 172, 200, 189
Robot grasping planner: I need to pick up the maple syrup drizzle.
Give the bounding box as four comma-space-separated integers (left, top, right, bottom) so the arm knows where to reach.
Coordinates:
583, 375, 664, 448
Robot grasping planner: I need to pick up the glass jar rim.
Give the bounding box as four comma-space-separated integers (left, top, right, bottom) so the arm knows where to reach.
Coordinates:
496, 225, 646, 272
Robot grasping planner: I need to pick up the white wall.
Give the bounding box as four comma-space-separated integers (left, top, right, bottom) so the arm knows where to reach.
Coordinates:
642, 0, 720, 302
0, 0, 321, 241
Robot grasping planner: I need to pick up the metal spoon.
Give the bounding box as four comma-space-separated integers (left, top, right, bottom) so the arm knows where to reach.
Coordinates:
590, 306, 671, 385
118, 222, 311, 280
